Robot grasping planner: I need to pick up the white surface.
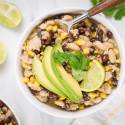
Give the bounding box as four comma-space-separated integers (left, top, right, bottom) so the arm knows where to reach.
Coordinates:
0, 0, 125, 125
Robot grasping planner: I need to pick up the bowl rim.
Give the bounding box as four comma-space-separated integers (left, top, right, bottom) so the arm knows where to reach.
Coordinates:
0, 96, 21, 125
15, 8, 125, 118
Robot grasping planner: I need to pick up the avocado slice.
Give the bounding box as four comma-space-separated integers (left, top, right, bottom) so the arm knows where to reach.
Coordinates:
52, 44, 83, 102
43, 46, 80, 102
32, 57, 63, 96
42, 46, 67, 98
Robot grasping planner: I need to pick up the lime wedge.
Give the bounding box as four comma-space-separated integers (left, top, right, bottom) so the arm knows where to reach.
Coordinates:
0, 42, 7, 64
81, 60, 105, 92
0, 1, 22, 28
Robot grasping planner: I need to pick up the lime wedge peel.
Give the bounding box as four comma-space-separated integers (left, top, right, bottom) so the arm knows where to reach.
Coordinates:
0, 42, 7, 65
80, 60, 105, 92
0, 1, 22, 28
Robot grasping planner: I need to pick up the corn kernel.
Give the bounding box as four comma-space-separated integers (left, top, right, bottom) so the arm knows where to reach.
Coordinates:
94, 49, 99, 54
52, 25, 58, 32
83, 48, 90, 55
26, 44, 29, 50
84, 19, 92, 27
21, 62, 27, 69
22, 43, 27, 50
46, 25, 53, 31
79, 105, 85, 110
59, 96, 66, 101
108, 79, 112, 85
30, 76, 35, 83
75, 39, 86, 46
60, 32, 68, 40
114, 48, 119, 55
105, 66, 112, 72
40, 55, 43, 61
23, 77, 29, 83
116, 59, 120, 63
116, 67, 120, 73
89, 61, 93, 67
89, 93, 97, 98
8, 123, 13, 125
34, 81, 40, 86
28, 50, 34, 57
100, 93, 107, 99
91, 32, 96, 38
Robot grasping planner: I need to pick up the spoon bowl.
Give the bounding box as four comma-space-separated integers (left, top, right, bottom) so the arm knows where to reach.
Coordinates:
57, 0, 124, 32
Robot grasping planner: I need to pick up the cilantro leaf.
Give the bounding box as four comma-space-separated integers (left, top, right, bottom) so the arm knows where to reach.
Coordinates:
53, 51, 90, 81
115, 6, 125, 20
53, 51, 67, 64
103, 7, 118, 17
73, 51, 90, 70
90, 0, 125, 20
91, 0, 101, 5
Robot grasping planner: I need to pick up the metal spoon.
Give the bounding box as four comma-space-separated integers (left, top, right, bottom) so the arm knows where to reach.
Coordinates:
59, 0, 125, 32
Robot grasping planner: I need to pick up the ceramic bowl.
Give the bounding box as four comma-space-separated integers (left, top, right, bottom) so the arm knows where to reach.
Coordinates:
0, 96, 21, 124
15, 8, 125, 118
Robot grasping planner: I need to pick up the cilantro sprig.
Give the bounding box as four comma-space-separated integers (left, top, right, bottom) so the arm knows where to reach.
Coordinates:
53, 51, 90, 81
90, 0, 125, 20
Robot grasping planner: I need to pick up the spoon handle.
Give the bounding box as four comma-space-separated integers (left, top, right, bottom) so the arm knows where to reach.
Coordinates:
88, 0, 125, 16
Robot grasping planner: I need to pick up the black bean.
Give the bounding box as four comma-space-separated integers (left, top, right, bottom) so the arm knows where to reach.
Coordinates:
50, 41, 55, 46
112, 71, 118, 86
0, 120, 5, 125
62, 41, 68, 51
0, 100, 4, 107
80, 99, 84, 104
1, 107, 7, 114
48, 92, 59, 101
62, 62, 67, 67
30, 89, 39, 95
51, 35, 57, 42
33, 50, 41, 55
107, 31, 113, 39
5, 116, 12, 123
90, 46, 95, 55
90, 23, 97, 32
77, 22, 86, 28
112, 80, 118, 87
112, 71, 116, 77
65, 65, 72, 73
65, 103, 70, 109
90, 38, 96, 42
68, 33, 75, 42
98, 36, 103, 42
37, 31, 42, 38
49, 31, 54, 36
98, 29, 103, 36
82, 92, 90, 101
116, 63, 121, 68
44, 39, 51, 45
101, 54, 109, 65
78, 27, 85, 34
98, 29, 103, 42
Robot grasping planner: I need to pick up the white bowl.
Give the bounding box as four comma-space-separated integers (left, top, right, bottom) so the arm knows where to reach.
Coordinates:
0, 97, 21, 125
15, 8, 125, 118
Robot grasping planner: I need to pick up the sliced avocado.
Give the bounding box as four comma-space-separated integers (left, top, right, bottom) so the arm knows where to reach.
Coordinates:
42, 46, 67, 98
32, 57, 63, 96
42, 46, 80, 101
52, 44, 83, 102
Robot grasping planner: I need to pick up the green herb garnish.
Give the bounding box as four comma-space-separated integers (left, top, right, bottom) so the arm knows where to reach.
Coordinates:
53, 51, 90, 81
90, 0, 125, 20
